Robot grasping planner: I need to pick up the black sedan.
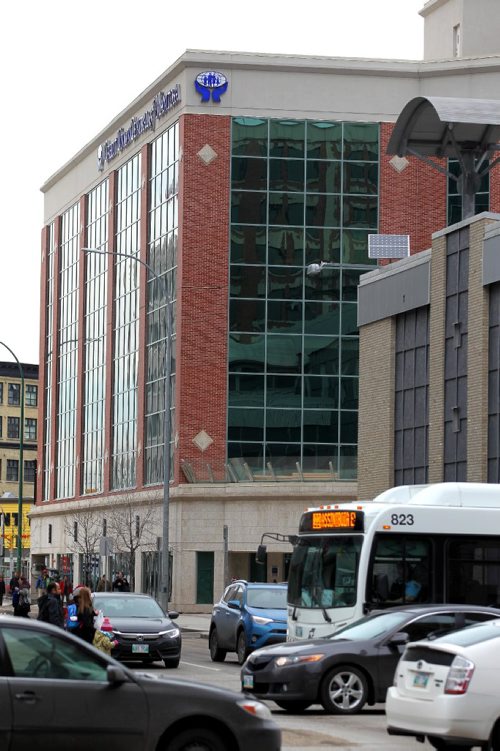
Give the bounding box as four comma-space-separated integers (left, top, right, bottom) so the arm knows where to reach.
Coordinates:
241, 604, 500, 715
92, 592, 182, 668
0, 616, 280, 751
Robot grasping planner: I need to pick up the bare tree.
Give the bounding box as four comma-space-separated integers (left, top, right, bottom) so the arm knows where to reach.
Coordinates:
64, 506, 103, 587
106, 495, 159, 590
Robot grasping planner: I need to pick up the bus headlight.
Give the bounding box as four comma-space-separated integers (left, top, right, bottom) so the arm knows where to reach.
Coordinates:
275, 654, 325, 667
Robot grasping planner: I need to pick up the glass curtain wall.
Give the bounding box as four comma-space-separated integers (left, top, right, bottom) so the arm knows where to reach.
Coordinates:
229, 118, 378, 479
82, 180, 109, 494
112, 155, 141, 489
43, 223, 55, 500
56, 203, 80, 498
145, 122, 179, 485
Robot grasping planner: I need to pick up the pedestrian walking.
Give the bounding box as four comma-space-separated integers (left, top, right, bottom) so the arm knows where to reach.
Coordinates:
96, 574, 111, 592
72, 586, 98, 644
60, 575, 73, 604
14, 588, 31, 618
37, 581, 64, 628
9, 571, 20, 596
112, 571, 130, 592
35, 570, 46, 597
0, 575, 5, 606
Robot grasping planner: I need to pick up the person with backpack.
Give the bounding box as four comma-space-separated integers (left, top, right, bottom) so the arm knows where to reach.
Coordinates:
14, 588, 31, 618
37, 581, 64, 628
0, 575, 5, 606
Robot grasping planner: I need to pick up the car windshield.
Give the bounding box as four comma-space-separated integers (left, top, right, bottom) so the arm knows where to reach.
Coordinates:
330, 611, 411, 641
93, 595, 165, 618
431, 620, 500, 648
246, 588, 287, 609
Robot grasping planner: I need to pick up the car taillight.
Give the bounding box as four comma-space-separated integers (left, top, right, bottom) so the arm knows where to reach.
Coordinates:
444, 655, 475, 695
100, 616, 114, 633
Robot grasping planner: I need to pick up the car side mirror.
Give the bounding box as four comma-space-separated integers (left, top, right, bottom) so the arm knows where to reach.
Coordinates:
168, 610, 179, 620
389, 631, 409, 647
228, 599, 241, 610
107, 665, 129, 685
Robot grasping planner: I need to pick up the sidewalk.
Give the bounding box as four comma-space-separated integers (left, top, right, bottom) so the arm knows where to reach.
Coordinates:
0, 600, 210, 636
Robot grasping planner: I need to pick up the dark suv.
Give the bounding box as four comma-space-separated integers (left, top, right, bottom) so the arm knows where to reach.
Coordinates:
209, 580, 288, 665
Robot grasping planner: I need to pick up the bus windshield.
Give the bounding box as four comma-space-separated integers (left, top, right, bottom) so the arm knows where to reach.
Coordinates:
288, 535, 362, 609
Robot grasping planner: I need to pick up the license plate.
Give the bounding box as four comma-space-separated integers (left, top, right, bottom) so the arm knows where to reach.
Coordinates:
132, 644, 149, 654
413, 672, 430, 688
242, 674, 254, 689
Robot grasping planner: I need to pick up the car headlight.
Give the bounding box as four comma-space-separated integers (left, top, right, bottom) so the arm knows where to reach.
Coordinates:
251, 615, 273, 625
275, 654, 325, 667
237, 699, 272, 720
159, 627, 180, 638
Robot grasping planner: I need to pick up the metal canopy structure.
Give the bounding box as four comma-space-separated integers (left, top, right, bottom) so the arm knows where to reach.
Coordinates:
387, 96, 500, 219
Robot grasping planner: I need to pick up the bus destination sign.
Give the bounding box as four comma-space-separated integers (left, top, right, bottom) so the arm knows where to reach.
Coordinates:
299, 509, 364, 534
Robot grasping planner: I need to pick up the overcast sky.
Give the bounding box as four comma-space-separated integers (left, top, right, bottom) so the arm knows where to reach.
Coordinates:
0, 0, 424, 364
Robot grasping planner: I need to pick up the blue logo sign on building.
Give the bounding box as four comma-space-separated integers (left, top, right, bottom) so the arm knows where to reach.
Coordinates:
195, 71, 228, 103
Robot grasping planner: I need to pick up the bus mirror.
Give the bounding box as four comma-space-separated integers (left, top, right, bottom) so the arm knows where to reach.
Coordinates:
256, 544, 267, 564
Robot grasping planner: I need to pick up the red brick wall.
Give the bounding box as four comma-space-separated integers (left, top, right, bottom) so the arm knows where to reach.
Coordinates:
175, 114, 231, 483
489, 160, 500, 213
379, 122, 447, 255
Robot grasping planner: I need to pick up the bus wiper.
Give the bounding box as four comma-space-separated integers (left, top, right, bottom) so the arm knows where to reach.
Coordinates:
291, 607, 297, 621
321, 607, 332, 623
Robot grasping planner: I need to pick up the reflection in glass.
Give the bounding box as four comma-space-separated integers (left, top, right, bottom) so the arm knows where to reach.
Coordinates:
230, 265, 266, 298
232, 117, 268, 157
270, 120, 305, 158
232, 157, 267, 191
303, 410, 338, 442
268, 267, 303, 300
343, 196, 378, 228
268, 228, 304, 266
306, 161, 341, 193
231, 226, 267, 264
343, 229, 374, 264
343, 123, 379, 161
269, 159, 304, 192
268, 192, 305, 226
266, 409, 301, 442
305, 228, 340, 265
305, 267, 340, 302
342, 269, 363, 301
306, 121, 342, 159
304, 301, 340, 335
303, 376, 339, 409
266, 375, 301, 407
228, 334, 265, 372
230, 299, 265, 332
267, 300, 303, 333
228, 408, 264, 440
228, 374, 265, 406
267, 335, 302, 374
304, 336, 339, 375
343, 162, 378, 194
306, 195, 340, 227
231, 191, 267, 224
341, 338, 359, 375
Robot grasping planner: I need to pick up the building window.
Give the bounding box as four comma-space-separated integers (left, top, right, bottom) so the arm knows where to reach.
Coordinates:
24, 460, 36, 483
448, 159, 489, 225
0, 382, 3, 404
48, 524, 52, 544
25, 384, 38, 407
0, 416, 2, 438
8, 383, 20, 406
228, 117, 378, 480
7, 417, 20, 439
25, 418, 37, 441
453, 24, 461, 58
7, 460, 19, 482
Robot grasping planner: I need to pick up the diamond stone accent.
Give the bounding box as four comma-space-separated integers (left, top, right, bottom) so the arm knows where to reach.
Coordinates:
192, 430, 214, 452
197, 144, 217, 165
389, 155, 410, 173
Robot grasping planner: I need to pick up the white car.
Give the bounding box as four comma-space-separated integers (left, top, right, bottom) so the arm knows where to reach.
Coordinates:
386, 618, 500, 750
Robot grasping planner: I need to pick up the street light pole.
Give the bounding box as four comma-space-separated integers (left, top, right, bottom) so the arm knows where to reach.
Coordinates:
0, 342, 24, 574
81, 248, 173, 612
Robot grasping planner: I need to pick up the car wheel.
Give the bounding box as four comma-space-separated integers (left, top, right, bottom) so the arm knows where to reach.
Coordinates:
487, 722, 500, 751
428, 738, 471, 751
236, 630, 249, 665
274, 700, 312, 713
164, 727, 226, 751
163, 656, 181, 669
209, 629, 226, 662
320, 665, 368, 714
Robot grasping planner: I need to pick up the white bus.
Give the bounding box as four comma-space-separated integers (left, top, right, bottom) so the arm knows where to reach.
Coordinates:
287, 482, 500, 640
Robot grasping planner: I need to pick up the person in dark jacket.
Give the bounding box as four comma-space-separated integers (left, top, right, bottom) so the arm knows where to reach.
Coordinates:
9, 571, 20, 595
37, 582, 64, 628
0, 575, 5, 606
14, 588, 31, 618
112, 571, 130, 592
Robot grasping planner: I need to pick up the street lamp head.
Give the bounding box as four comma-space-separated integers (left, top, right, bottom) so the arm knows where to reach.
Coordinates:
306, 262, 326, 277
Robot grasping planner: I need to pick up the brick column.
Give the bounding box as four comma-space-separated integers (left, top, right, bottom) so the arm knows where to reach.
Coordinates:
136, 143, 150, 489
36, 227, 49, 505
428, 233, 447, 483
75, 195, 88, 498
358, 318, 395, 499
103, 172, 117, 494
467, 217, 495, 481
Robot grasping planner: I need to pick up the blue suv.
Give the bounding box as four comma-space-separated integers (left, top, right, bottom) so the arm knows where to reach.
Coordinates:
209, 580, 288, 664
